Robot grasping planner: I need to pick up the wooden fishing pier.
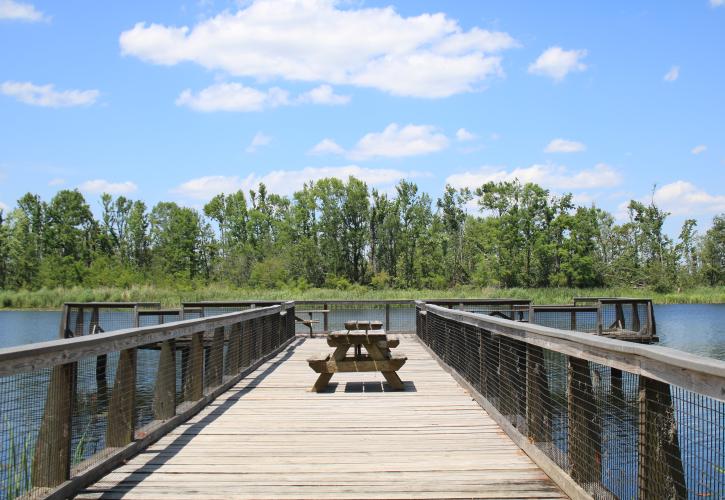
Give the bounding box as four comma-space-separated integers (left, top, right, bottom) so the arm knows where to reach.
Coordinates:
0, 298, 722, 499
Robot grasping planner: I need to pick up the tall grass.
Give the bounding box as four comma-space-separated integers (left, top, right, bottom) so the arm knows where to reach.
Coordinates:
0, 285, 723, 309
2, 417, 33, 500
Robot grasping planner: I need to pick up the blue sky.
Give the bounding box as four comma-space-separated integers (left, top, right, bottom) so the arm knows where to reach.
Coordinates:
1, 0, 724, 235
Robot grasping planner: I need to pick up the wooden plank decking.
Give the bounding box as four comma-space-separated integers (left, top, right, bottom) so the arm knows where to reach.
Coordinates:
78, 335, 566, 499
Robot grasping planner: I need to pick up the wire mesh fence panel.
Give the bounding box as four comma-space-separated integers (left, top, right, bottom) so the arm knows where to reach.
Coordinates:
294, 301, 416, 335
0, 303, 294, 500
416, 304, 725, 500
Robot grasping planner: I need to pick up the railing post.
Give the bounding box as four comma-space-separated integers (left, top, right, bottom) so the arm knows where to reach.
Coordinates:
184, 331, 204, 401
91, 307, 108, 409
240, 320, 252, 368
526, 344, 550, 443
632, 302, 642, 332
207, 326, 225, 388
385, 303, 391, 331
153, 339, 176, 420
106, 347, 137, 447
74, 306, 85, 337
31, 361, 76, 488
567, 356, 601, 485
637, 375, 686, 499
323, 303, 329, 333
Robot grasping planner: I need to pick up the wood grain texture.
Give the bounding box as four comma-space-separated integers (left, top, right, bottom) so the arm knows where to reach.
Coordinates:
78, 335, 566, 500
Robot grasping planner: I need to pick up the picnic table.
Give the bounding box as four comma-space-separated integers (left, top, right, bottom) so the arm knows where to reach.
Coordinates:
307, 329, 406, 392
295, 309, 330, 337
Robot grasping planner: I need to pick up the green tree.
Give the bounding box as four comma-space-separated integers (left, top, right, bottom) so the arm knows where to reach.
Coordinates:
702, 214, 725, 285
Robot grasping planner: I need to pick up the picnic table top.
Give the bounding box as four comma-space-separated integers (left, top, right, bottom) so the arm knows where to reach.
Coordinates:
328, 329, 389, 342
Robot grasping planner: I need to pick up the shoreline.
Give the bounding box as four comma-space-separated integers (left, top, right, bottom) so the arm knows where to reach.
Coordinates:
1, 285, 723, 310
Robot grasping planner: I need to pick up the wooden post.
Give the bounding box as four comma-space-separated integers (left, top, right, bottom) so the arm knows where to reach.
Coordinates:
385, 303, 391, 331
567, 356, 602, 485
106, 347, 137, 447
184, 332, 204, 401
153, 339, 176, 420
58, 304, 71, 338
637, 375, 687, 499
207, 326, 225, 388
526, 344, 550, 443
91, 307, 108, 410
611, 368, 623, 400
227, 322, 242, 374
323, 303, 329, 333
31, 361, 76, 488
570, 310, 577, 331
615, 302, 625, 329
632, 302, 642, 333
596, 301, 603, 335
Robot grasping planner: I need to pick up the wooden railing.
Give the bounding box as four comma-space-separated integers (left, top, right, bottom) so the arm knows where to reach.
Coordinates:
0, 302, 296, 499
415, 301, 725, 500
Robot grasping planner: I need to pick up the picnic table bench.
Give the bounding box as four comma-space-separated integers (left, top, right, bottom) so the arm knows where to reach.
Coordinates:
307, 329, 406, 392
295, 309, 330, 337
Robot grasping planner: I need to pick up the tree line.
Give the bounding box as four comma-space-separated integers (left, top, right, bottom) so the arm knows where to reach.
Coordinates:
0, 177, 722, 291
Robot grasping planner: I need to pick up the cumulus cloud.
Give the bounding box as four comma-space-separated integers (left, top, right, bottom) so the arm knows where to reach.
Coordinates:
691, 145, 707, 155
446, 163, 621, 191
348, 123, 449, 160
652, 181, 725, 216
298, 84, 350, 105
664, 66, 679, 82
528, 46, 587, 81
119, 0, 518, 98
1, 81, 99, 107
245, 132, 272, 153
79, 179, 138, 195
0, 201, 8, 211
48, 178, 65, 186
173, 166, 426, 200
176, 83, 289, 112
711, 0, 723, 7
309, 138, 345, 156
544, 138, 586, 153
456, 128, 475, 142
176, 82, 351, 111
0, 0, 47, 22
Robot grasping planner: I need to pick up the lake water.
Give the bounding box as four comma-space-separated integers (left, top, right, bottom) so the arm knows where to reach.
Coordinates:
1, 304, 724, 360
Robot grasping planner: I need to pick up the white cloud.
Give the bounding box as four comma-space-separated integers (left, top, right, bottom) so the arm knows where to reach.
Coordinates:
173, 166, 425, 200
710, 0, 723, 7
348, 123, 449, 160
245, 132, 272, 153
0, 0, 47, 22
446, 163, 621, 191
176, 83, 289, 112
119, 0, 518, 98
544, 138, 586, 153
0, 201, 8, 212
691, 144, 707, 155
79, 179, 138, 195
652, 181, 725, 216
528, 46, 587, 81
664, 65, 679, 82
48, 178, 65, 186
298, 85, 350, 105
456, 128, 475, 142
309, 138, 345, 156
0, 81, 98, 107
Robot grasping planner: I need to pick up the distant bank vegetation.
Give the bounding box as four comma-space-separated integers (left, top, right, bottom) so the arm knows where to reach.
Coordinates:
0, 176, 723, 308
0, 285, 723, 310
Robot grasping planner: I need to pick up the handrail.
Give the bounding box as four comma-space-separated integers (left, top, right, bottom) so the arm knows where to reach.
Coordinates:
0, 302, 293, 377
417, 301, 725, 401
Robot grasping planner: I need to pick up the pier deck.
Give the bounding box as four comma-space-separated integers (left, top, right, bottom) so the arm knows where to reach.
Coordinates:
77, 335, 566, 499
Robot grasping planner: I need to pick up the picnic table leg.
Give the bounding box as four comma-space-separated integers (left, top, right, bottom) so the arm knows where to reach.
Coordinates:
310, 345, 350, 392
364, 342, 405, 390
